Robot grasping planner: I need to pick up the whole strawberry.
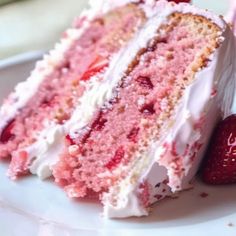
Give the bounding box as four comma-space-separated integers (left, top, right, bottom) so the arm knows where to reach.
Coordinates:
202, 115, 236, 184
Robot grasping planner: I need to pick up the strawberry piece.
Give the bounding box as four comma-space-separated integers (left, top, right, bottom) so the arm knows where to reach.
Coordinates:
0, 119, 15, 143
202, 115, 236, 184
91, 111, 107, 131
136, 76, 154, 90
127, 127, 140, 142
140, 102, 155, 115
65, 134, 76, 145
80, 55, 109, 81
105, 146, 125, 170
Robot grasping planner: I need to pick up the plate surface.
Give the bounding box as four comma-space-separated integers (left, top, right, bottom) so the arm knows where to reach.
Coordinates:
0, 2, 236, 235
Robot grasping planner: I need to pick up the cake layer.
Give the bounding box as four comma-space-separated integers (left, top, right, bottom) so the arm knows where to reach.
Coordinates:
53, 1, 236, 218
1, 3, 146, 179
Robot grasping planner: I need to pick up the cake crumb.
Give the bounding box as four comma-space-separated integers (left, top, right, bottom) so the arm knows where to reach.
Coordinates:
199, 192, 209, 198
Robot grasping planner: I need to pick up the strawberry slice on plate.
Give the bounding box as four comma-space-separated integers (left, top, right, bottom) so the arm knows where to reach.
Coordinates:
202, 115, 236, 184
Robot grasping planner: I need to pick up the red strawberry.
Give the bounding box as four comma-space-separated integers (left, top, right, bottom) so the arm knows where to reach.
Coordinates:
80, 55, 108, 81
105, 146, 125, 170
202, 115, 236, 184
0, 119, 15, 143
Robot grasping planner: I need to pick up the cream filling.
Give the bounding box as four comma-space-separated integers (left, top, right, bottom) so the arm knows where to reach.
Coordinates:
27, 125, 65, 179
103, 25, 236, 218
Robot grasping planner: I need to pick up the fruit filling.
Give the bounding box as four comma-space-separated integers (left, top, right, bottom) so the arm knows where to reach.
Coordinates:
54, 14, 221, 198
0, 4, 145, 163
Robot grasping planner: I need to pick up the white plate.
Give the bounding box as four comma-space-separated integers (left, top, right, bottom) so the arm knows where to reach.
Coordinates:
1, 2, 236, 235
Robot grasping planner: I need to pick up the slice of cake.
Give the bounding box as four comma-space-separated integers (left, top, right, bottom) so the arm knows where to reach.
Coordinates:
53, 1, 236, 218
0, 1, 148, 178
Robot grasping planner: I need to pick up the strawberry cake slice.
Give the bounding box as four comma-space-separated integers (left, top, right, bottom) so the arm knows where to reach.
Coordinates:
0, 1, 149, 178
226, 0, 236, 35
53, 1, 236, 218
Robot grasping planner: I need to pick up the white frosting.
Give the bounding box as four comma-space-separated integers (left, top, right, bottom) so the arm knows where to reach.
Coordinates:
27, 124, 65, 179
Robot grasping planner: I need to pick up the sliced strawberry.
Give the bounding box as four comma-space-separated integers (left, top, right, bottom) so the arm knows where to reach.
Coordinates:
91, 111, 107, 131
202, 115, 236, 185
80, 55, 109, 81
136, 76, 154, 90
105, 146, 125, 170
0, 119, 15, 143
127, 127, 140, 142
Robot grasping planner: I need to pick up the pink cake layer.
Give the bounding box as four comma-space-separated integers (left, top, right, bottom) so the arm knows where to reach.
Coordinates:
1, 4, 145, 178
53, 13, 216, 199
